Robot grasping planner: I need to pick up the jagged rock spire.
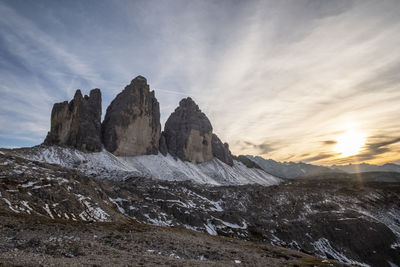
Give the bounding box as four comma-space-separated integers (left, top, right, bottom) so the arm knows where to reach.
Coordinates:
44, 88, 102, 152
163, 97, 213, 163
44, 76, 235, 165
211, 134, 233, 166
102, 75, 161, 156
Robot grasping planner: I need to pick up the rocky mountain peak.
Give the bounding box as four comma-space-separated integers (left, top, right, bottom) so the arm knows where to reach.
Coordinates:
211, 134, 234, 166
177, 97, 199, 110
102, 76, 161, 156
130, 75, 147, 86
88, 89, 102, 119
124, 76, 150, 94
44, 88, 102, 152
74, 89, 83, 100
160, 97, 235, 165
173, 97, 212, 133
163, 97, 213, 163
43, 77, 235, 165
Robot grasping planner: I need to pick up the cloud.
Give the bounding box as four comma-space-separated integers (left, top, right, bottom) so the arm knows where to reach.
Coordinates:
302, 152, 340, 163
355, 137, 400, 161
325, 136, 400, 165
235, 140, 275, 156
323, 140, 337, 145
366, 137, 400, 154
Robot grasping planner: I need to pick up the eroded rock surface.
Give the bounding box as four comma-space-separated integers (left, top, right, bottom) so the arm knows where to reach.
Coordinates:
212, 134, 233, 166
164, 98, 213, 163
102, 76, 161, 156
44, 89, 102, 152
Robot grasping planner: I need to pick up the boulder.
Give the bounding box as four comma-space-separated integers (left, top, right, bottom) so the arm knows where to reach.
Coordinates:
44, 89, 102, 152
102, 76, 161, 156
163, 97, 213, 163
212, 134, 233, 166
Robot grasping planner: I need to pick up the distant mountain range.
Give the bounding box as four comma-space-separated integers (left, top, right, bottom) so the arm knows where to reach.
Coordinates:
246, 156, 337, 179
332, 163, 400, 174
246, 155, 400, 179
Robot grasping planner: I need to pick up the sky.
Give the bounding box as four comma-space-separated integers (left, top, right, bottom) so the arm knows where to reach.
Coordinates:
0, 0, 400, 166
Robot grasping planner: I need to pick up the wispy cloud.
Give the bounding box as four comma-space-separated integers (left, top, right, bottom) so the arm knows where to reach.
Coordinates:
302, 152, 341, 163
234, 140, 275, 156
323, 140, 337, 145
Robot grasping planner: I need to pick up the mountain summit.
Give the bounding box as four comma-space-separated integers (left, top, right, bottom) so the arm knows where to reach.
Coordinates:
102, 76, 161, 156
44, 88, 102, 152
43, 76, 234, 165
162, 97, 213, 163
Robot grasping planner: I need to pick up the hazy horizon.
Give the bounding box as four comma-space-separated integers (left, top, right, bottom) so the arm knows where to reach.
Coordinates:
1, 0, 400, 165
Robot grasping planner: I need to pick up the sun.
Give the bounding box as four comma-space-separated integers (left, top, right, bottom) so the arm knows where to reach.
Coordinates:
335, 130, 366, 157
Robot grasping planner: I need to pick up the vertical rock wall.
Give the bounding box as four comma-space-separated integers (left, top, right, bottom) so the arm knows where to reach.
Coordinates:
101, 76, 161, 156
163, 97, 213, 163
44, 89, 102, 152
44, 76, 235, 166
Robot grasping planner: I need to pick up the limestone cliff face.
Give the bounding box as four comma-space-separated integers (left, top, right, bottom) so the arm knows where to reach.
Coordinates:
164, 97, 213, 163
44, 89, 102, 152
211, 134, 234, 166
102, 76, 161, 156
43, 77, 235, 164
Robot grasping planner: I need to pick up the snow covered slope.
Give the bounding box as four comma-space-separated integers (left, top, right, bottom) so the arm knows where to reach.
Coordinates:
13, 146, 280, 186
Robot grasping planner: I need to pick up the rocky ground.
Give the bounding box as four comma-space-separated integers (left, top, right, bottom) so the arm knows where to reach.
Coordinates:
100, 176, 400, 266
0, 211, 343, 266
0, 149, 399, 266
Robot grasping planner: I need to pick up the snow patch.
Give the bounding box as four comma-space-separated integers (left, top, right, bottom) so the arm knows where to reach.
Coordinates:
20, 181, 37, 188
204, 221, 218, 235
212, 217, 247, 229
313, 238, 369, 267
2, 198, 20, 213
109, 197, 127, 215
17, 146, 281, 186
43, 203, 54, 219
32, 184, 51, 190
75, 194, 110, 222
143, 213, 172, 226
20, 201, 33, 213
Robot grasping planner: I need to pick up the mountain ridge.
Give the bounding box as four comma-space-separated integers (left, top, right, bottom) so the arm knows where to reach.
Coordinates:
10, 145, 280, 186
44, 76, 235, 166
246, 155, 400, 179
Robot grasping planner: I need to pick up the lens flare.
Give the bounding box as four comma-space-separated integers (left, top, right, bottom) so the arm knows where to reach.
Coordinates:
335, 130, 366, 157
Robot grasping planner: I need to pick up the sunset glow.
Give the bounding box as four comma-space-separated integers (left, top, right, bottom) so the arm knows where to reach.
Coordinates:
335, 130, 366, 157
